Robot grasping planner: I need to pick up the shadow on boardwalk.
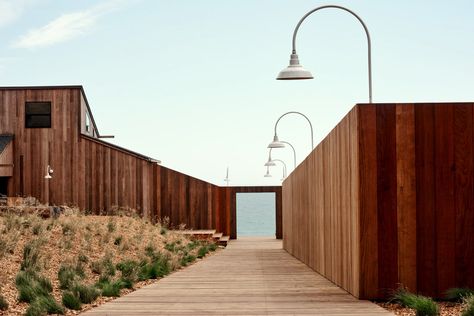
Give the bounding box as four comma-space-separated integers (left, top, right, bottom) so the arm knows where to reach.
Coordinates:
83, 237, 392, 315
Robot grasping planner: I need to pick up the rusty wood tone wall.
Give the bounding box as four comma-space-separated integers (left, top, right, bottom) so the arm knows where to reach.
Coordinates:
283, 106, 360, 297
283, 102, 474, 299
0, 87, 282, 238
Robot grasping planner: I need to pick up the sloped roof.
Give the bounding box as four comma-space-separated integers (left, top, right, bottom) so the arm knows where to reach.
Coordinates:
0, 134, 13, 155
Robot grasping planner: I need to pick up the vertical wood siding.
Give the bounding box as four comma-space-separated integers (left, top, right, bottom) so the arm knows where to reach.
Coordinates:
283, 103, 474, 299
0, 87, 281, 238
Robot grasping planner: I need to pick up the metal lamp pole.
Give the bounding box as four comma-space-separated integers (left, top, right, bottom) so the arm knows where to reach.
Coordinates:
277, 5, 373, 103
268, 111, 314, 150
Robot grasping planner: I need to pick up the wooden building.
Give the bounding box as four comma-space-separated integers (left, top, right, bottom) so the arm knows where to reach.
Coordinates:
0, 86, 281, 238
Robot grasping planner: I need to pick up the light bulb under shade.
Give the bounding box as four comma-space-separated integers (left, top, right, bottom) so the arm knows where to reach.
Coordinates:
268, 140, 286, 148
276, 53, 313, 80
264, 160, 276, 167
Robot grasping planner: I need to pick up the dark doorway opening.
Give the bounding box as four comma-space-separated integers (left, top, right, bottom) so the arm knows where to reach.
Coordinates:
236, 192, 276, 237
0, 177, 8, 196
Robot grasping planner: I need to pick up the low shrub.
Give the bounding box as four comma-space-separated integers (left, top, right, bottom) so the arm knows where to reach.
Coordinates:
445, 288, 474, 302
35, 295, 64, 314
116, 259, 139, 287
91, 254, 116, 276
0, 294, 8, 310
101, 280, 122, 297
144, 244, 156, 258
72, 283, 100, 304
208, 243, 217, 252
197, 245, 209, 258
119, 278, 134, 289
58, 265, 77, 290
24, 302, 44, 316
103, 257, 116, 276
16, 271, 52, 304
164, 242, 175, 252
62, 291, 82, 310
21, 240, 43, 272
36, 275, 53, 293
462, 295, 474, 316
139, 259, 171, 280
117, 260, 139, 277
18, 284, 50, 303
187, 241, 199, 251
4, 213, 22, 232
95, 275, 111, 289
180, 254, 196, 267
392, 288, 439, 316
107, 219, 116, 233
15, 270, 37, 288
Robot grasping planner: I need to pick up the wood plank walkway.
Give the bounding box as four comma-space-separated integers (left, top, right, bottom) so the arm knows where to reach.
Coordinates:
83, 237, 392, 315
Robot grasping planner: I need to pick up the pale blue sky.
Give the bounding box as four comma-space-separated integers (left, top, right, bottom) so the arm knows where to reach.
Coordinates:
0, 0, 473, 185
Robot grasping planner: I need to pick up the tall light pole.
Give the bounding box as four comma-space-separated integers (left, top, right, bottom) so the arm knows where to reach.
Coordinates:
268, 111, 314, 150
273, 159, 287, 180
276, 5, 373, 103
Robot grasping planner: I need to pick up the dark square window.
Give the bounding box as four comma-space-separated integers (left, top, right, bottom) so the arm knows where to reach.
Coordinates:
25, 102, 51, 128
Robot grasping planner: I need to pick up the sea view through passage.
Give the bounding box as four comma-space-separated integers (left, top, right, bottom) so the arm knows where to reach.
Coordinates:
236, 192, 276, 237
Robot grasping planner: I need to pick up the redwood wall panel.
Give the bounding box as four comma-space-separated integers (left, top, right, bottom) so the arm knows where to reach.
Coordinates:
282, 106, 360, 297
283, 102, 474, 299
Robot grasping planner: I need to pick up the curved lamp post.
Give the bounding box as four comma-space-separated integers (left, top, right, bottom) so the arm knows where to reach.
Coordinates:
276, 5, 373, 103
268, 111, 314, 150
265, 159, 287, 180
265, 143, 296, 169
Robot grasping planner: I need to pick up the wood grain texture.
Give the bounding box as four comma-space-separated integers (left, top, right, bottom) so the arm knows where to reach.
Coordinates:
396, 104, 417, 292
83, 238, 391, 316
282, 106, 360, 297
283, 102, 474, 299
0, 87, 281, 239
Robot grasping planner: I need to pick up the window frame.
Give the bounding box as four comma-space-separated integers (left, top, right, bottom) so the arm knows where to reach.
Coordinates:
25, 101, 52, 129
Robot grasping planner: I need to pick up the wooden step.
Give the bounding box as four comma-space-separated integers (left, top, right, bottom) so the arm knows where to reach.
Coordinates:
212, 232, 223, 241
175, 229, 216, 240
218, 235, 230, 247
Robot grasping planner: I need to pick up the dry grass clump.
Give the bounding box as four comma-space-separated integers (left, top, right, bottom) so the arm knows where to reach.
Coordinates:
0, 201, 218, 315
378, 286, 474, 316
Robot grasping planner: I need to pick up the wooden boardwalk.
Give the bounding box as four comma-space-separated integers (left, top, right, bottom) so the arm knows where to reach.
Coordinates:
83, 238, 392, 315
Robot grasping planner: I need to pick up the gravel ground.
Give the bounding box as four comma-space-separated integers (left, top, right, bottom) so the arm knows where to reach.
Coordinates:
378, 301, 465, 315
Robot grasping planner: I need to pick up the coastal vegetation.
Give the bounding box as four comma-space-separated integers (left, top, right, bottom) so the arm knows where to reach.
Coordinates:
0, 198, 218, 315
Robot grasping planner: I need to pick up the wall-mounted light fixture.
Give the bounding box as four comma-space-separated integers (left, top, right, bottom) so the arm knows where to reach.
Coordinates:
44, 165, 53, 179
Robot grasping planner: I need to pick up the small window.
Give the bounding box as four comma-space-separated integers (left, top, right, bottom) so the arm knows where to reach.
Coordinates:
85, 112, 91, 132
25, 102, 51, 128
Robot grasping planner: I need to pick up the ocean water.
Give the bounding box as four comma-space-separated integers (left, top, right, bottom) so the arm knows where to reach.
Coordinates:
236, 192, 276, 237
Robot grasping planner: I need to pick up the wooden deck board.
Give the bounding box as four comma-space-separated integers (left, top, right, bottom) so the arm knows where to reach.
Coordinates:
83, 238, 392, 315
